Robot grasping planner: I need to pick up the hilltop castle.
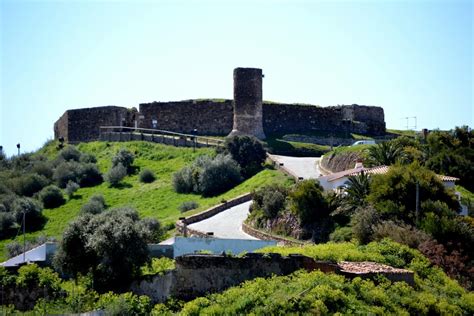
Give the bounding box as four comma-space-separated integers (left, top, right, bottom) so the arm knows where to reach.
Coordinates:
54, 68, 385, 143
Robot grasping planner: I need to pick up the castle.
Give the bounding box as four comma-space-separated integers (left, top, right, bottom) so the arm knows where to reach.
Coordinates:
54, 68, 385, 143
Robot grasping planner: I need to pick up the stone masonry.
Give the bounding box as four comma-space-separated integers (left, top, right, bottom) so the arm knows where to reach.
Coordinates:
54, 68, 386, 142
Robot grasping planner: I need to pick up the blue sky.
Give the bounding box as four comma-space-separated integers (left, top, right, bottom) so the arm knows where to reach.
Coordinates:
1, 0, 472, 156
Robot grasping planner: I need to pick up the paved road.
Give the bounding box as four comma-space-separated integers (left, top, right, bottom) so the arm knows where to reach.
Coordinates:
269, 154, 322, 179
187, 201, 258, 240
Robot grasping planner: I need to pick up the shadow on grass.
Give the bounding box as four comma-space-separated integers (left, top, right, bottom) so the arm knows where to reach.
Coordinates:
110, 182, 133, 189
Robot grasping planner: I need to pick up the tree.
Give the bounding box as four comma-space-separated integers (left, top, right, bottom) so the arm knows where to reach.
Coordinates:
366, 141, 404, 166
367, 163, 459, 225
112, 148, 135, 174
289, 180, 328, 224
223, 135, 266, 178
343, 172, 371, 210
54, 207, 149, 292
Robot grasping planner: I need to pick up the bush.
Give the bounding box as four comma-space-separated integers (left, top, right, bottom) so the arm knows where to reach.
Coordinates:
95, 292, 152, 315
289, 180, 328, 224
251, 184, 288, 218
54, 207, 149, 292
138, 218, 163, 243
12, 197, 45, 231
329, 226, 353, 242
112, 149, 135, 174
80, 194, 106, 215
224, 135, 266, 178
53, 161, 80, 188
198, 154, 242, 196
78, 163, 103, 187
79, 153, 97, 164
31, 161, 54, 180
105, 163, 127, 187
179, 201, 199, 213
139, 168, 156, 183
350, 206, 380, 244
0, 212, 15, 238
38, 185, 65, 209
58, 146, 81, 162
372, 220, 431, 248
10, 173, 49, 197
172, 166, 195, 194
65, 181, 80, 199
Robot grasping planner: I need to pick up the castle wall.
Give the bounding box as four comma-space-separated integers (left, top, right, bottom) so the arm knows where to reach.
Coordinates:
139, 100, 233, 135
55, 101, 385, 143
54, 106, 131, 143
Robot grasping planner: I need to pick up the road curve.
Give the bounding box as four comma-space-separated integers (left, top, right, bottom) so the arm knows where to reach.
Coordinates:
269, 154, 322, 179
187, 201, 258, 240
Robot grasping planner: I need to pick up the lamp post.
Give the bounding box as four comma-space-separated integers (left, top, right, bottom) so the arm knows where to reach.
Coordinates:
16, 143, 20, 156
192, 129, 198, 152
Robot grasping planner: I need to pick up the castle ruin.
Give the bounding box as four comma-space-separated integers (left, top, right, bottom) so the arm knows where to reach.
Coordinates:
54, 67, 386, 143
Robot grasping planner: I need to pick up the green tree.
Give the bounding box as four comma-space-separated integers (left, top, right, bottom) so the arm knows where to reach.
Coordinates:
368, 163, 459, 225
366, 141, 404, 166
289, 180, 328, 224
223, 135, 266, 178
54, 207, 150, 292
343, 172, 371, 210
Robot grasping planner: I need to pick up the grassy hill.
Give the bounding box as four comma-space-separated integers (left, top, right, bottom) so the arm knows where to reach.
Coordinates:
0, 141, 292, 261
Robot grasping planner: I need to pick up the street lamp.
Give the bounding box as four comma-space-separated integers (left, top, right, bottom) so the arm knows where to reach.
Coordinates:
192, 129, 198, 152
16, 143, 20, 156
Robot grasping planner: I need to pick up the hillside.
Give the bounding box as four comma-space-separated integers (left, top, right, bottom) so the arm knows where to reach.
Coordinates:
154, 240, 474, 314
0, 140, 292, 260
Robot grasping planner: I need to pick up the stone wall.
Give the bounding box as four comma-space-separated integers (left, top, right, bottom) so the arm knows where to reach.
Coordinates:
139, 100, 233, 135
54, 101, 386, 143
54, 106, 136, 143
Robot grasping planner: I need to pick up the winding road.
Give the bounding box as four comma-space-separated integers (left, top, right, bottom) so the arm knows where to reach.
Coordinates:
269, 154, 322, 179
187, 201, 257, 239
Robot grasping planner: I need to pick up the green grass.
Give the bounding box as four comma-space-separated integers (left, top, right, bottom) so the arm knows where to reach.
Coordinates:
264, 137, 331, 157
1, 141, 292, 261
386, 129, 418, 138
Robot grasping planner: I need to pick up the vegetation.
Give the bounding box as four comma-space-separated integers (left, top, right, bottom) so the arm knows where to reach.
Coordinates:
222, 135, 266, 177
139, 168, 156, 183
173, 154, 242, 196
178, 201, 199, 213
54, 207, 150, 292
38, 185, 65, 209
0, 141, 290, 260
105, 163, 127, 187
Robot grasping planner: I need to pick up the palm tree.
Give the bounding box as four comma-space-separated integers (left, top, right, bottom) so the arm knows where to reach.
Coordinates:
344, 172, 371, 209
367, 141, 403, 166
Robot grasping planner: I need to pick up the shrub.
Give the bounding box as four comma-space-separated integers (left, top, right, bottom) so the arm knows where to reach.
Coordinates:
252, 184, 288, 218
65, 181, 80, 199
105, 163, 127, 187
372, 220, 430, 248
78, 163, 103, 187
12, 197, 45, 231
31, 161, 54, 179
10, 173, 49, 197
79, 153, 97, 163
329, 226, 353, 242
95, 292, 152, 315
53, 161, 80, 188
38, 185, 65, 209
0, 212, 15, 238
112, 148, 135, 174
179, 201, 199, 213
80, 195, 106, 215
58, 146, 82, 162
289, 180, 328, 224
139, 168, 156, 183
55, 208, 150, 292
224, 135, 266, 178
172, 166, 195, 194
199, 155, 242, 196
350, 206, 380, 244
138, 218, 163, 243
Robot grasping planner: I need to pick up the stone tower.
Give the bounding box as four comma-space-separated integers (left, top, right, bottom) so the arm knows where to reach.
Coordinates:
228, 67, 266, 140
